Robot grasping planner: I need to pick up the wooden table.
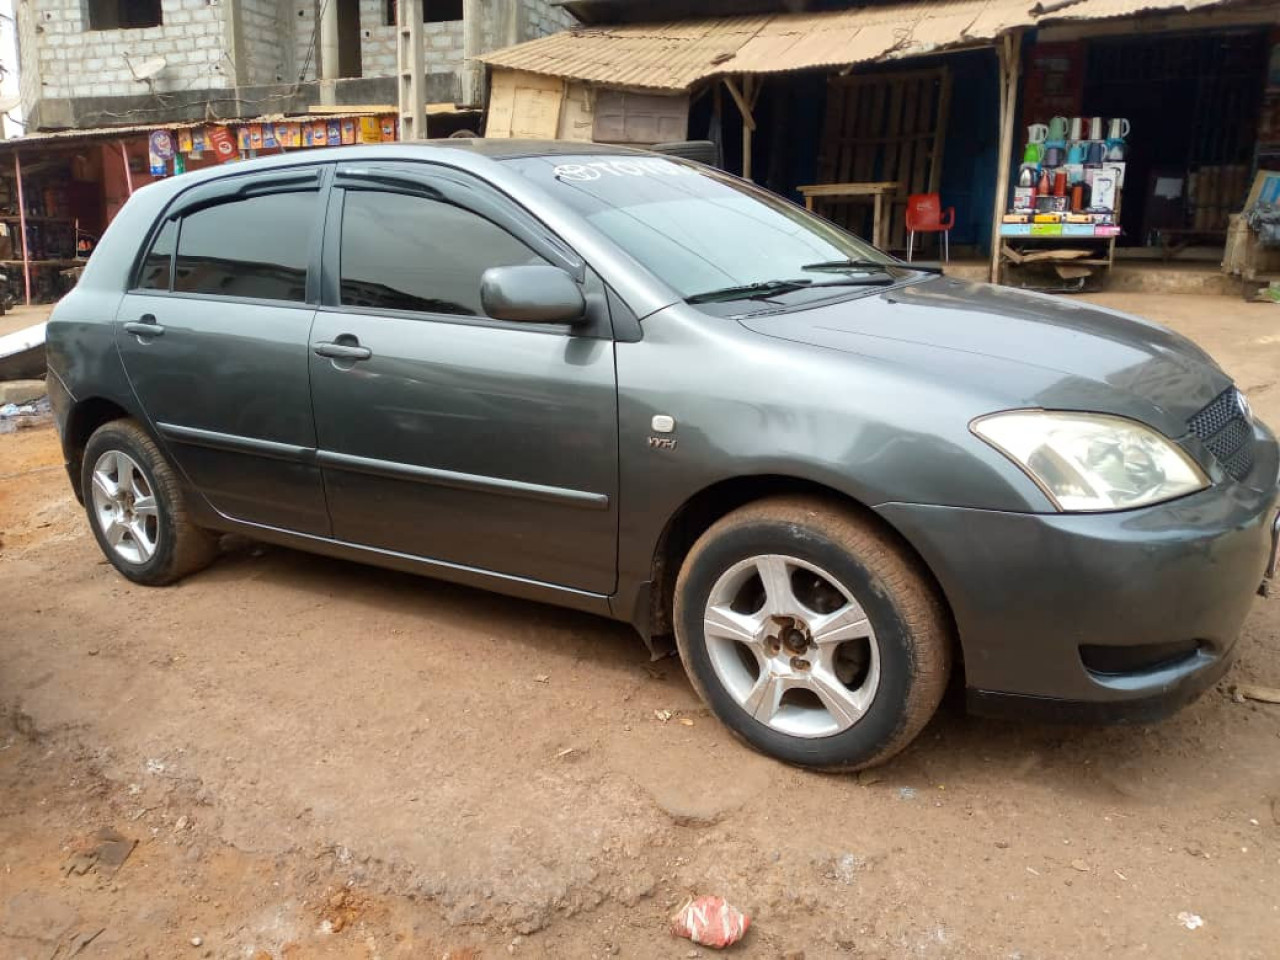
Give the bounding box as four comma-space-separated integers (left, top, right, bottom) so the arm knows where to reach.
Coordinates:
797, 181, 901, 250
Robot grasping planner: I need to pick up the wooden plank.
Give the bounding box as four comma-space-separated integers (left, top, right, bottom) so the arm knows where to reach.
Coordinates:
838, 80, 858, 187
880, 78, 906, 207
910, 78, 933, 195
894, 79, 921, 248
928, 66, 953, 195
851, 81, 875, 186
817, 78, 842, 183
868, 79, 889, 182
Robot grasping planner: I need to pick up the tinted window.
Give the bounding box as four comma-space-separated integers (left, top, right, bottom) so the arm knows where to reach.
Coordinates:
340, 190, 546, 317
137, 218, 176, 291
174, 192, 315, 302
507, 155, 895, 300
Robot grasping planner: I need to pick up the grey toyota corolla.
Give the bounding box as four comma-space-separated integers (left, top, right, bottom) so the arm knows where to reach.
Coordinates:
46, 141, 1280, 769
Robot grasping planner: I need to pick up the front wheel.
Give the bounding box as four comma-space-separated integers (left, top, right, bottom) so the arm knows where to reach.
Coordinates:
674, 496, 952, 770
82, 419, 217, 585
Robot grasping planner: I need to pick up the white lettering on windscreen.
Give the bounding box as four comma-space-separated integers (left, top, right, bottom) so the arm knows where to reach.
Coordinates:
552, 159, 698, 182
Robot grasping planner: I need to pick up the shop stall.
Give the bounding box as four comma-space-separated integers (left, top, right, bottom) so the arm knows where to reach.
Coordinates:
0, 108, 413, 305
996, 113, 1126, 288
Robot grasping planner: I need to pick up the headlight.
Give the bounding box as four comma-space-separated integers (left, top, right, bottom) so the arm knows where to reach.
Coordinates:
972, 410, 1208, 512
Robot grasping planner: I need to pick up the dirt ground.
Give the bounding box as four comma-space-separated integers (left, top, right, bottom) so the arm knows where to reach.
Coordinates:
1, 292, 1279, 959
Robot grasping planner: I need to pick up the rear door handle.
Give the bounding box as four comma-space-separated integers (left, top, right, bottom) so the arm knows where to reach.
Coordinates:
123, 314, 165, 338
314, 340, 372, 361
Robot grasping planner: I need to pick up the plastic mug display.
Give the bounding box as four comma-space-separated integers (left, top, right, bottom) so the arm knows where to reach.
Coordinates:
1023, 142, 1045, 164
1048, 116, 1070, 141
1069, 117, 1084, 141
1086, 141, 1105, 164
1067, 143, 1087, 164
1027, 123, 1049, 144
1088, 116, 1104, 140
1108, 118, 1131, 140
1043, 145, 1065, 167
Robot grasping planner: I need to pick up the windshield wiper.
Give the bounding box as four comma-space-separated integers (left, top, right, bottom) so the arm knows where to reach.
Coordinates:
802, 258, 942, 275
686, 275, 895, 304
686, 279, 813, 304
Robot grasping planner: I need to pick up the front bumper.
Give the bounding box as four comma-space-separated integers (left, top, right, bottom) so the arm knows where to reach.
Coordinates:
876, 423, 1279, 722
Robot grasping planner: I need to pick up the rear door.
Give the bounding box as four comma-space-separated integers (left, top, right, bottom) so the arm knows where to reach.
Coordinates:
116, 168, 330, 535
308, 162, 619, 594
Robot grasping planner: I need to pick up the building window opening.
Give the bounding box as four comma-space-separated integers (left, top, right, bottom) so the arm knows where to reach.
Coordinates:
87, 0, 163, 30
384, 0, 463, 27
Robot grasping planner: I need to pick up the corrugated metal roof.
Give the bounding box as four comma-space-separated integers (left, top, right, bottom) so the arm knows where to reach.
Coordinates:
479, 0, 1245, 91
478, 16, 771, 90
1031, 0, 1226, 19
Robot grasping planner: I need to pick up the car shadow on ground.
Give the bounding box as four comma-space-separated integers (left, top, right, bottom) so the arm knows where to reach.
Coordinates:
203, 534, 649, 672
199, 534, 1262, 805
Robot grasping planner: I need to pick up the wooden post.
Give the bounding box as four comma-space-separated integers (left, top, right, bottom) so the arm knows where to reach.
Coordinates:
119, 141, 134, 196
13, 151, 30, 307
724, 75, 758, 181
990, 30, 1023, 284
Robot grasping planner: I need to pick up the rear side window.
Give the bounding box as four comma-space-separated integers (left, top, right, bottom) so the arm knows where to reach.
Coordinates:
339, 190, 547, 317
137, 218, 176, 291
173, 192, 316, 302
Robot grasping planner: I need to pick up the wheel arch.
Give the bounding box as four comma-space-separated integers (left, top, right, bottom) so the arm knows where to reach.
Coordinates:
644, 474, 961, 676
63, 396, 135, 503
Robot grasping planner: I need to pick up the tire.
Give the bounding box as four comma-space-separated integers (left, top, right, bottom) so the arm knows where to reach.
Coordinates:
81, 418, 217, 586
673, 495, 951, 770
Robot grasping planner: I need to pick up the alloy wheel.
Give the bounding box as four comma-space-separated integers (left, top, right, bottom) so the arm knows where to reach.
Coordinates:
703, 554, 880, 738
89, 449, 160, 565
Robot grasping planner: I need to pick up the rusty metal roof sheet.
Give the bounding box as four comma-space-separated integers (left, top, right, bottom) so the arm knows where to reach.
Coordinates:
479, 0, 1244, 91
477, 16, 771, 90
1030, 0, 1227, 19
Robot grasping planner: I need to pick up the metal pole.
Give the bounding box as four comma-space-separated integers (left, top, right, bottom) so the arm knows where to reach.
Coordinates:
119, 141, 134, 196
742, 75, 753, 181
397, 0, 427, 140
13, 151, 30, 307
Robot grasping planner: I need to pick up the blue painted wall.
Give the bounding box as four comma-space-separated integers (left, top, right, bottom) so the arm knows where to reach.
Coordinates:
688, 50, 1001, 254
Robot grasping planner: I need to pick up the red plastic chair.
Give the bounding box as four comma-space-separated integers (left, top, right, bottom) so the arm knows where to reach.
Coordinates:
905, 193, 955, 262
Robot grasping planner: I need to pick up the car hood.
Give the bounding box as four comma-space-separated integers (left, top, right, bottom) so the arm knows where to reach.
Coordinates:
736, 276, 1230, 436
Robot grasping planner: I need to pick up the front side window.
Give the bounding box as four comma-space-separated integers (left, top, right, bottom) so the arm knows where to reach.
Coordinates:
506, 154, 897, 302
339, 190, 547, 317
137, 218, 176, 291
174, 192, 316, 303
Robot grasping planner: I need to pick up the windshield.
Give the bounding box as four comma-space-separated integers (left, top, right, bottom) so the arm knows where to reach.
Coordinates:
506, 154, 898, 301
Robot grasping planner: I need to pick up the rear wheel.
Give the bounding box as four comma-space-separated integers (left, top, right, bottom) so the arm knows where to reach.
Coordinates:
82, 419, 217, 585
674, 495, 951, 769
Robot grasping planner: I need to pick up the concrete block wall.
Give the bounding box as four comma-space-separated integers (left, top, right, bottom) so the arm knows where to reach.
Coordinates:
241, 0, 292, 84
292, 0, 317, 81
521, 0, 573, 40
354, 1, 462, 81
28, 0, 232, 100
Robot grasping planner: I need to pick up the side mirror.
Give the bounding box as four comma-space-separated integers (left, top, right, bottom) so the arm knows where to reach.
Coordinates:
480, 265, 586, 324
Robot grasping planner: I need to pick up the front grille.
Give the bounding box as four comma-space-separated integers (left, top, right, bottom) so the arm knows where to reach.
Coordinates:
1187, 388, 1255, 481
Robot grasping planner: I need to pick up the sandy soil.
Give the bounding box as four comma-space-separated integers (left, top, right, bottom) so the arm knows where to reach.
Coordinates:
1, 293, 1278, 959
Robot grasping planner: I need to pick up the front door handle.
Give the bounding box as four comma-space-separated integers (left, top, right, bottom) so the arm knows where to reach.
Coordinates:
123, 314, 165, 338
314, 340, 372, 361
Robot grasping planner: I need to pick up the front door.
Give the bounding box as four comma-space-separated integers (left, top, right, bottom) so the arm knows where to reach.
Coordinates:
308, 165, 619, 594
116, 170, 330, 536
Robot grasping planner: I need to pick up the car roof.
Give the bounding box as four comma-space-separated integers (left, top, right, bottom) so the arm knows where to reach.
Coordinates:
73, 140, 656, 298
